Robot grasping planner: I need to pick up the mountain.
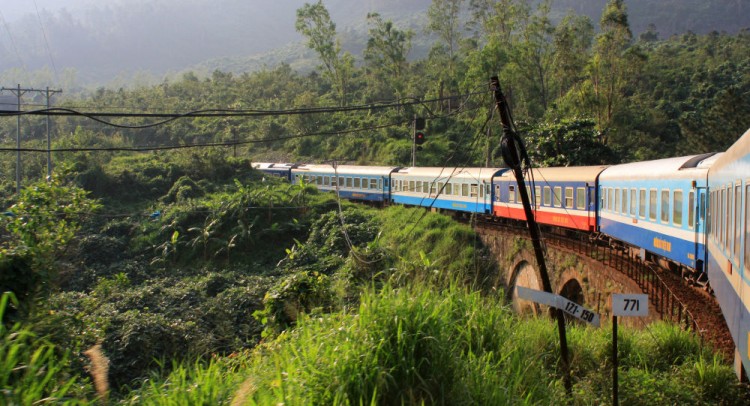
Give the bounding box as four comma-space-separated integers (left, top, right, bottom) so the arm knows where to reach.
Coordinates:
1, 0, 747, 87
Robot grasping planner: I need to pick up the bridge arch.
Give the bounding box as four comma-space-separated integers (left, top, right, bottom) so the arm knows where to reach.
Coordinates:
508, 259, 542, 315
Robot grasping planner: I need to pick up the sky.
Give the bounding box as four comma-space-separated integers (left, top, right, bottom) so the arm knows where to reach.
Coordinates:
1, 0, 95, 23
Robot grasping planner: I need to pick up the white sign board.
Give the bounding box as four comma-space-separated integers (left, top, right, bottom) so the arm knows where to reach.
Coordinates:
558, 296, 600, 327
516, 286, 558, 307
612, 294, 649, 317
516, 286, 600, 327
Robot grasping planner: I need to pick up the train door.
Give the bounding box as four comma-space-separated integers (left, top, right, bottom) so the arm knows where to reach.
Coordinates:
588, 184, 598, 231
694, 187, 707, 272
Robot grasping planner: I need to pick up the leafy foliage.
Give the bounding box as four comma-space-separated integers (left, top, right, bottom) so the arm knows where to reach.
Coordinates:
1, 174, 100, 306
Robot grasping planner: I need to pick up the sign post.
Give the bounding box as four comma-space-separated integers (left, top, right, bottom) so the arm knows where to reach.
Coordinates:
516, 286, 601, 327
611, 293, 649, 405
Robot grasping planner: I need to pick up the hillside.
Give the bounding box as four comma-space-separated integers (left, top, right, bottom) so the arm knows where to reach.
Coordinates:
1, 0, 747, 86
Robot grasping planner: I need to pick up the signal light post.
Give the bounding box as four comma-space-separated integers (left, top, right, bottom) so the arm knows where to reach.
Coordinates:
412, 116, 426, 167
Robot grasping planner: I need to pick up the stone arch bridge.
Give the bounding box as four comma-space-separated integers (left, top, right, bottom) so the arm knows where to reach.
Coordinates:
473, 220, 730, 345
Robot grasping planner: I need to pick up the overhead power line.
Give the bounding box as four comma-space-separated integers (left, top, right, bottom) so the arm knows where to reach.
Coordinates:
0, 92, 485, 129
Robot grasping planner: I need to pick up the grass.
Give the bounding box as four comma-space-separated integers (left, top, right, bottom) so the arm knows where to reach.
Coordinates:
1, 292, 91, 405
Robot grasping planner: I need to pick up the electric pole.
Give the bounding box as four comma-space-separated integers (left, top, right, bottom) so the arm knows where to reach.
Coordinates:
1, 85, 62, 192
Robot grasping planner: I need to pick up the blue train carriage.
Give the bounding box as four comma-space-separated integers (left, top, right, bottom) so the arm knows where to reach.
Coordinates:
252, 162, 297, 181
290, 164, 399, 202
706, 128, 750, 378
598, 152, 719, 271
390, 167, 506, 214
492, 166, 608, 232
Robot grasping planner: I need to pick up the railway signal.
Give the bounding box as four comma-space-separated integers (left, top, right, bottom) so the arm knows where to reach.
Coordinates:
412, 116, 426, 166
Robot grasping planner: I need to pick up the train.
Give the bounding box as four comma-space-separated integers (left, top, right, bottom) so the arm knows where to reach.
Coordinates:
252, 127, 750, 377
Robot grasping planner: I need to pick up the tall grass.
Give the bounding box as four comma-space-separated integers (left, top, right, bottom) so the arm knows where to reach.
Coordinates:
1, 292, 89, 404
238, 283, 560, 405
120, 356, 249, 405
117, 282, 748, 405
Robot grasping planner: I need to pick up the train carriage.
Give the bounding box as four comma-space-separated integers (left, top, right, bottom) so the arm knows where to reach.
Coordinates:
492, 166, 608, 232
598, 153, 719, 271
706, 129, 750, 377
391, 167, 506, 214
291, 164, 399, 202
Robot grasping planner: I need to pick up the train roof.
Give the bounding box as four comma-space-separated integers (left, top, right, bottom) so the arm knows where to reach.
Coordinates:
709, 128, 750, 174
600, 153, 719, 181
252, 162, 296, 170
392, 167, 506, 182
292, 164, 399, 176
496, 165, 609, 183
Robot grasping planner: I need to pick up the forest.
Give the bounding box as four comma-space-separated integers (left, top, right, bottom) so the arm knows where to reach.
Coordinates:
1, 0, 750, 403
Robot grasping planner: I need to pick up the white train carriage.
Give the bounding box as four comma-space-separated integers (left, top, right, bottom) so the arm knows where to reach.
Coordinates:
598, 153, 720, 271
291, 164, 399, 202
390, 167, 507, 214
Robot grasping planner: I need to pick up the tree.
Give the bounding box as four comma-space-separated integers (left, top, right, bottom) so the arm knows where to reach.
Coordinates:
427, 0, 464, 77
552, 13, 594, 99
523, 118, 618, 167
1, 173, 100, 305
364, 13, 413, 100
295, 1, 353, 105
589, 0, 634, 132
513, 0, 555, 117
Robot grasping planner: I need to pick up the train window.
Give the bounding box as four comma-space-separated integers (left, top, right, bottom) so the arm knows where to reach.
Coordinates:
629, 189, 636, 216
338, 177, 344, 187
745, 185, 749, 274
431, 182, 438, 196
324, 176, 330, 186
621, 189, 627, 214
612, 187, 620, 213
673, 190, 683, 227
713, 191, 718, 239
409, 180, 415, 192
727, 187, 733, 252
345, 177, 352, 188
535, 186, 541, 206
721, 188, 726, 248
509, 185, 515, 203
565, 188, 574, 208
639, 189, 646, 219
609, 188, 615, 211
554, 187, 562, 207
649, 189, 657, 221
709, 192, 713, 237
384, 178, 389, 188
378, 179, 383, 190
577, 187, 586, 209
438, 182, 445, 196
661, 190, 670, 223
486, 184, 491, 197
543, 186, 552, 206
735, 185, 741, 260
687, 191, 694, 229
354, 177, 361, 189
462, 184, 469, 197
446, 183, 453, 195
331, 177, 337, 187
470, 184, 479, 198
